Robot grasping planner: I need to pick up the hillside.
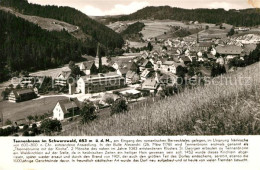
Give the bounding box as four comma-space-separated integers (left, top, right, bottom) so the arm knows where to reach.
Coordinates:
0, 0, 124, 49
120, 22, 145, 41
0, 10, 96, 82
107, 6, 260, 27
0, 6, 89, 40
62, 62, 260, 136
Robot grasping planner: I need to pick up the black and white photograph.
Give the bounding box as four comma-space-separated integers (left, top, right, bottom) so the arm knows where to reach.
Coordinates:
0, 0, 260, 169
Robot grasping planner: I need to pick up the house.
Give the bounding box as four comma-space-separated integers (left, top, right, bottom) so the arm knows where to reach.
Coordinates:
79, 61, 98, 75
154, 58, 167, 70
161, 61, 185, 74
207, 53, 217, 61
126, 71, 140, 84
54, 69, 71, 87
100, 93, 121, 105
77, 72, 125, 94
110, 60, 135, 77
142, 78, 158, 92
216, 45, 243, 60
120, 89, 141, 99
53, 98, 81, 120
8, 88, 38, 103
197, 42, 214, 52
179, 55, 192, 65
139, 59, 154, 72
140, 69, 153, 80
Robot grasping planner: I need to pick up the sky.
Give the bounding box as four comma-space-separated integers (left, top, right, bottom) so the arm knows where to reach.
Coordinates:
28, 0, 255, 16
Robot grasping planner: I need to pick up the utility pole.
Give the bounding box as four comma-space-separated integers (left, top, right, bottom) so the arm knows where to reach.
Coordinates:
0, 110, 3, 127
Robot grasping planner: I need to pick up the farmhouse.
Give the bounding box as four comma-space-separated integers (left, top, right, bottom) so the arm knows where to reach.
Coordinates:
76, 72, 125, 94
79, 61, 98, 75
54, 69, 71, 87
53, 98, 81, 120
216, 45, 242, 60
8, 88, 38, 103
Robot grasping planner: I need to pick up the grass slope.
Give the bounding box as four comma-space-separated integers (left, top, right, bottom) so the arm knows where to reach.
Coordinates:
62, 62, 260, 136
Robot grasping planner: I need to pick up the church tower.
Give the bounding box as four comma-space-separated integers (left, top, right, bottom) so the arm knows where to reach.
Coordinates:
95, 43, 102, 71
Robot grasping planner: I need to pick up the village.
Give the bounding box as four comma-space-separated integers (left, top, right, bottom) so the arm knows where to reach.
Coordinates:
0, 21, 259, 136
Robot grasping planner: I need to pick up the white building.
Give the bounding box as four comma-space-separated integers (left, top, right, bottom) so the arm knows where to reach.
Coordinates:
53, 98, 80, 121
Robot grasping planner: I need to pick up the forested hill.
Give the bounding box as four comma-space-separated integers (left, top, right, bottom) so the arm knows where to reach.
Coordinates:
0, 0, 124, 49
108, 6, 260, 27
0, 10, 96, 82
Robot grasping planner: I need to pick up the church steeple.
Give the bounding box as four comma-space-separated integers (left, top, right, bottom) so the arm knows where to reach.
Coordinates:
96, 43, 102, 71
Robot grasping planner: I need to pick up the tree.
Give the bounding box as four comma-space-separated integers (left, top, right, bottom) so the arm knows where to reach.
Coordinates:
22, 131, 30, 136
130, 62, 140, 73
110, 99, 128, 115
105, 97, 115, 106
23, 124, 29, 131
80, 101, 97, 124
69, 61, 81, 78
147, 42, 153, 51
27, 115, 34, 125
40, 119, 62, 135
5, 119, 12, 126
227, 27, 235, 37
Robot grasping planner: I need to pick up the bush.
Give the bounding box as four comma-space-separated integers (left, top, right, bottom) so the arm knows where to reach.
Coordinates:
23, 124, 29, 130
22, 131, 30, 136
40, 119, 62, 135
80, 101, 97, 124
111, 99, 128, 115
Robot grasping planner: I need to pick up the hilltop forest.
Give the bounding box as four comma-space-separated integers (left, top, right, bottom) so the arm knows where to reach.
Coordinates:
0, 0, 124, 49
0, 0, 125, 82
108, 6, 260, 27
0, 10, 95, 82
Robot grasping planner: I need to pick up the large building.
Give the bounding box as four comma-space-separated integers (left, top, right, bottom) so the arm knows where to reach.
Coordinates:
216, 45, 243, 60
76, 72, 125, 94
8, 88, 38, 103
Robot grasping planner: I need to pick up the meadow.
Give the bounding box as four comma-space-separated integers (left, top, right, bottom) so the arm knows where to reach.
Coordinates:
63, 62, 260, 136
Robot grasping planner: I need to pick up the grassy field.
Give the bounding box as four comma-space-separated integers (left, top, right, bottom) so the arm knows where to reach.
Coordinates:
62, 62, 260, 136
0, 96, 68, 126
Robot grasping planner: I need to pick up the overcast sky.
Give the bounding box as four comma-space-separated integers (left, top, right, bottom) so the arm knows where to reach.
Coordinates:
28, 0, 254, 16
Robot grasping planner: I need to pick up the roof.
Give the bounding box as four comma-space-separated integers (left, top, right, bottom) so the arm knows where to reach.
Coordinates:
142, 78, 158, 90
198, 42, 214, 47
80, 61, 95, 70
126, 71, 138, 79
11, 89, 35, 98
56, 70, 71, 79
80, 72, 123, 83
57, 98, 80, 114
181, 56, 192, 62
101, 93, 120, 102
120, 89, 141, 95
243, 44, 257, 55
216, 45, 242, 55
140, 69, 151, 78
141, 59, 150, 67
207, 54, 217, 59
